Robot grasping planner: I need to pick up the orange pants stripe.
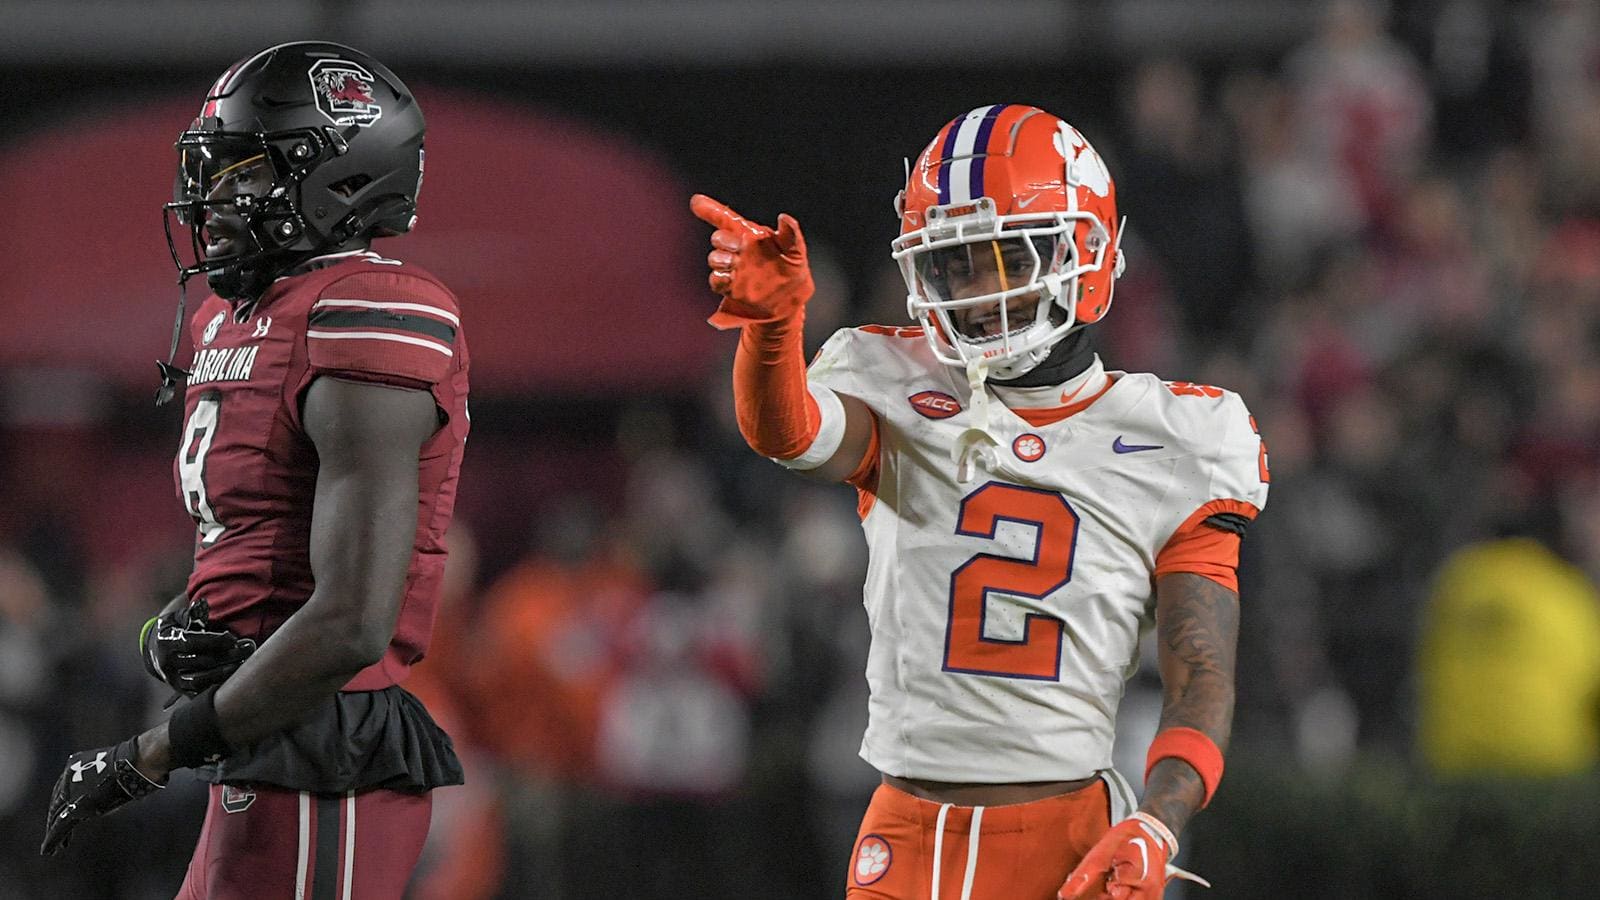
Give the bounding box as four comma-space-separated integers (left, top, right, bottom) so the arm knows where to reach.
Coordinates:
845, 777, 1122, 900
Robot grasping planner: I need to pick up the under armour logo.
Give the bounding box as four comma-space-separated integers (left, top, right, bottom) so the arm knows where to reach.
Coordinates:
70, 752, 108, 782
252, 316, 272, 338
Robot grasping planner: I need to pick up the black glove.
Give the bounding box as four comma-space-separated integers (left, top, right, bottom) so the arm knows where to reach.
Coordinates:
140, 598, 256, 697
40, 736, 164, 857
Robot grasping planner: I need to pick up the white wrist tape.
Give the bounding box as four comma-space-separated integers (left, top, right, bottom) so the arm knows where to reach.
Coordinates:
1129, 811, 1180, 857
774, 381, 846, 470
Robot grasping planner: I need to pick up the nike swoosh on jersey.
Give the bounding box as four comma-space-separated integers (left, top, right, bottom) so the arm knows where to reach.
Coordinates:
1112, 436, 1163, 453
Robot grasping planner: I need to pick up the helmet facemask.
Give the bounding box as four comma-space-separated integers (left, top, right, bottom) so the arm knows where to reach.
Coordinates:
164, 125, 350, 301
893, 197, 1116, 380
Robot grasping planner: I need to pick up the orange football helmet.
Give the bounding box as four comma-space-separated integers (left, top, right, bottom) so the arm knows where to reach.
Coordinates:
892, 104, 1125, 378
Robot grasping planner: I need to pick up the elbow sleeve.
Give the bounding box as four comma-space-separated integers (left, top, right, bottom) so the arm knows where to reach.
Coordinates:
732, 313, 839, 465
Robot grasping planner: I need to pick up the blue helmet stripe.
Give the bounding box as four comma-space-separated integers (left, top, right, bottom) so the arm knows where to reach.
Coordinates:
967, 104, 1007, 204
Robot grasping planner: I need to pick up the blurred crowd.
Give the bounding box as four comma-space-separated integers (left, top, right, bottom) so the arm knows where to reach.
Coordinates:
5, 1, 1600, 897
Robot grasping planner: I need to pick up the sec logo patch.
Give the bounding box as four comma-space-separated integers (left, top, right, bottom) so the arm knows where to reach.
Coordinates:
854, 834, 892, 885
1013, 433, 1046, 462
202, 310, 225, 346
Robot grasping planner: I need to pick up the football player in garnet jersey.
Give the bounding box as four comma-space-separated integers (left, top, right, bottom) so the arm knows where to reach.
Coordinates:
693, 104, 1269, 900
42, 42, 471, 899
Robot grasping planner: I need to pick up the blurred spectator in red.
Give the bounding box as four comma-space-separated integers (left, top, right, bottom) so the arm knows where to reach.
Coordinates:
1474, 145, 1545, 302
1529, 0, 1600, 213
1226, 70, 1363, 291
1378, 174, 1493, 341
1288, 0, 1432, 232
582, 450, 766, 897
0, 547, 54, 860
457, 493, 646, 898
1118, 58, 1255, 345
470, 497, 647, 781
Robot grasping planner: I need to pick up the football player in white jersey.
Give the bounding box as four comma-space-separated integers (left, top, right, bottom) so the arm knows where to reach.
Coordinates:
692, 104, 1269, 900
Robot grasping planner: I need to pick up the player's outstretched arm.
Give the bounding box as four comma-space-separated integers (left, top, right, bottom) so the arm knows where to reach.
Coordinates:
1060, 572, 1236, 899
691, 193, 875, 482
137, 377, 437, 770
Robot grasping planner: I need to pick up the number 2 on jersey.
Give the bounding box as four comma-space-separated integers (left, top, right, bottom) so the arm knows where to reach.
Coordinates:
944, 482, 1078, 680
177, 394, 226, 547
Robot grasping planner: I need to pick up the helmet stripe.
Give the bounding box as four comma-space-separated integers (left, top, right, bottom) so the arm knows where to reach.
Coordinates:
945, 105, 1000, 204
935, 121, 957, 205
966, 104, 1008, 204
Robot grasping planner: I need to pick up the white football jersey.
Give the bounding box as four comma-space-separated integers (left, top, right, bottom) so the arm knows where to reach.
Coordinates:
808, 325, 1270, 783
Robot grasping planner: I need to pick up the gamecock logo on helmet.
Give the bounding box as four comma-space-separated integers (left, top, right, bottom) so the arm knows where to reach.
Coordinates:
308, 59, 383, 127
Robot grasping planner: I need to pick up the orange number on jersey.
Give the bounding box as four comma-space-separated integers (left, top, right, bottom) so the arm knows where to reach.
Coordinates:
1249, 415, 1271, 483
1165, 381, 1223, 398
944, 482, 1078, 680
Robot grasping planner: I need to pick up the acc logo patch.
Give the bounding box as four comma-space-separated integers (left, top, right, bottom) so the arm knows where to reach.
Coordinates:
1013, 433, 1046, 462
220, 785, 256, 814
202, 311, 225, 346
308, 59, 383, 127
909, 390, 962, 419
854, 834, 892, 886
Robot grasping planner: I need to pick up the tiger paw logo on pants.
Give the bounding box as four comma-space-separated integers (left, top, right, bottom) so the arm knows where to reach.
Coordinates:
854, 834, 892, 885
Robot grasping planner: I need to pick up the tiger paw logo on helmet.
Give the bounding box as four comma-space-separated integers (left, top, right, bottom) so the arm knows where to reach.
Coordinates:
309, 59, 384, 127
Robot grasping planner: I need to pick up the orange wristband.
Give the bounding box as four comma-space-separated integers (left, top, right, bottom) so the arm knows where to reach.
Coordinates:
1145, 727, 1224, 808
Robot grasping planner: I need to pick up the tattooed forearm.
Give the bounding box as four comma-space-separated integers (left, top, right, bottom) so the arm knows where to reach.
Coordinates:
1140, 572, 1239, 836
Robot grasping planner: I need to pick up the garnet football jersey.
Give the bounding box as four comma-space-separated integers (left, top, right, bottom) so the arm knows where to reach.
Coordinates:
174, 250, 469, 691
807, 325, 1268, 783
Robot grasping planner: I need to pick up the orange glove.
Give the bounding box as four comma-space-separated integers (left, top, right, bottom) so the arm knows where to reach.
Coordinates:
689, 193, 814, 330
1058, 812, 1208, 900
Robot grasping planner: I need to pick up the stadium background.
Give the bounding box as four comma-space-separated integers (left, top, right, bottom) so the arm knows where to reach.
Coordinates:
3, 0, 1600, 896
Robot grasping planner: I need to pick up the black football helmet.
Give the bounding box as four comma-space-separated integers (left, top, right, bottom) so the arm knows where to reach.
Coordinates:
164, 41, 424, 302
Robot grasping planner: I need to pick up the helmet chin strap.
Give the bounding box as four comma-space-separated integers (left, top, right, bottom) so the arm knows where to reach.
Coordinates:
952, 356, 999, 483
155, 273, 194, 407
206, 263, 261, 301
989, 325, 1095, 388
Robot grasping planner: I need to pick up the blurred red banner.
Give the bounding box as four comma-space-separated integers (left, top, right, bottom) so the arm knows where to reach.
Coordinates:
0, 87, 714, 395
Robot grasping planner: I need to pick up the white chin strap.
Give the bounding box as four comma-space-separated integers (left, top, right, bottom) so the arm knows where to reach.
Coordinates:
952, 357, 1000, 483
975, 330, 1053, 380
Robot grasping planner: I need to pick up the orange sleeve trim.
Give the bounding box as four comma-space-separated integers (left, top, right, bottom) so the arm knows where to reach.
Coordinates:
1154, 499, 1260, 593
849, 415, 882, 521
732, 312, 819, 460
1167, 498, 1260, 537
